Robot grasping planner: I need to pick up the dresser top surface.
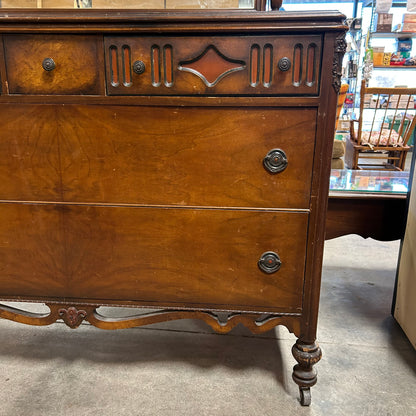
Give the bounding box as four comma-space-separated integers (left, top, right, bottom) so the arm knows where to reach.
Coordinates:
0, 9, 346, 32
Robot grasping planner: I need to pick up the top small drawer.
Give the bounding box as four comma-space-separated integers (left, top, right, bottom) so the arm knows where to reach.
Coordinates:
3, 35, 103, 95
105, 35, 322, 96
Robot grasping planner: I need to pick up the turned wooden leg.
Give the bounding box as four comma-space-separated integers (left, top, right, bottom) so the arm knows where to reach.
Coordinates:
291, 339, 322, 406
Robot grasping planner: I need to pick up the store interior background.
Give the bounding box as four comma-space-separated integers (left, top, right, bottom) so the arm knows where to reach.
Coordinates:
0, 2, 414, 414
284, 0, 416, 168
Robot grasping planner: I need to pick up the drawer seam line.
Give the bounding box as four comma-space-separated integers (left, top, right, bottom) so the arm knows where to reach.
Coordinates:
0, 200, 311, 213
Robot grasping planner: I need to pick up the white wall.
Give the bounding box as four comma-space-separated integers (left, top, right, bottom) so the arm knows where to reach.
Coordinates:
395, 158, 416, 349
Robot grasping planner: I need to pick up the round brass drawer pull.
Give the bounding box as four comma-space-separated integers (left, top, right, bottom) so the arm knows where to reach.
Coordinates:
258, 251, 281, 274
42, 57, 56, 72
133, 60, 146, 75
263, 148, 288, 174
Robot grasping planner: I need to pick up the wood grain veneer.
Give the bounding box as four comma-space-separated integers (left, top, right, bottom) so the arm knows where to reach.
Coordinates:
4, 34, 104, 95
0, 8, 347, 406
0, 104, 316, 208
0, 203, 308, 311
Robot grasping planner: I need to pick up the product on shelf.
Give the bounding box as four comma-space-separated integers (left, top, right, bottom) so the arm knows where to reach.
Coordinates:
373, 13, 393, 32
401, 13, 416, 32
373, 46, 385, 65
371, 36, 416, 67
397, 38, 412, 52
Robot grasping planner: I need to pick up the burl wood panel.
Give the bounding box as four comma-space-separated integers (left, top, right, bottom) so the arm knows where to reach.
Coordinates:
0, 203, 308, 312
3, 35, 103, 95
0, 203, 66, 296
0, 104, 316, 209
0, 105, 62, 200
105, 35, 322, 96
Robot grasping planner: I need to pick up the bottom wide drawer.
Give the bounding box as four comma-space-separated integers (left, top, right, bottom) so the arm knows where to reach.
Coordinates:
0, 204, 308, 312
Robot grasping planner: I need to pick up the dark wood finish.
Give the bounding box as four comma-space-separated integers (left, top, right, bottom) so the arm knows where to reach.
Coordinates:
0, 203, 308, 312
105, 36, 322, 95
0, 9, 347, 406
4, 34, 104, 95
0, 105, 62, 200
0, 104, 316, 208
292, 340, 322, 406
326, 193, 407, 241
0, 303, 301, 334
0, 94, 321, 106
300, 31, 343, 345
0, 35, 7, 94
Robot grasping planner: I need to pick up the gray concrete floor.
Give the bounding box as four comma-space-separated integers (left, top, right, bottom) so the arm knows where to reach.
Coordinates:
0, 234, 415, 416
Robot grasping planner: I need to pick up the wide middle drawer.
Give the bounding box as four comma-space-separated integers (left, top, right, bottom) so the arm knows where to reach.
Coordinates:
0, 104, 316, 209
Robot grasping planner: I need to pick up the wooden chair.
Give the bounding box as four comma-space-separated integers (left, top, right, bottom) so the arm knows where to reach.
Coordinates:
336, 83, 349, 124
345, 80, 416, 171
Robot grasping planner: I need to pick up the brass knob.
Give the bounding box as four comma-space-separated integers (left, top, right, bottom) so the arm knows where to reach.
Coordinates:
133, 60, 146, 75
263, 149, 288, 174
278, 57, 291, 72
258, 252, 281, 274
42, 58, 56, 72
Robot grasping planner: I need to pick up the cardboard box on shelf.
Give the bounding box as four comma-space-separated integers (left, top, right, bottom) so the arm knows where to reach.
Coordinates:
373, 13, 393, 32
401, 23, 416, 32
337, 118, 350, 132
401, 14, 416, 31
402, 13, 416, 23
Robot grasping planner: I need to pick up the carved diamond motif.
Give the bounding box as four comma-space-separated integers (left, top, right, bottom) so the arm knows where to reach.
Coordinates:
179, 45, 246, 87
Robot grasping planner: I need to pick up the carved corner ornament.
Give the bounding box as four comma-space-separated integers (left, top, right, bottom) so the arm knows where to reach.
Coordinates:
58, 306, 88, 329
332, 34, 347, 93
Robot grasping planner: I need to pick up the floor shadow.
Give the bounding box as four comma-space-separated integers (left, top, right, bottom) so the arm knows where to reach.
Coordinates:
0, 316, 291, 393
383, 316, 416, 376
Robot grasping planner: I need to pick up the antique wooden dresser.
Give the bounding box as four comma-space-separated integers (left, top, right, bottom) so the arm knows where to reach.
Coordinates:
0, 2, 346, 406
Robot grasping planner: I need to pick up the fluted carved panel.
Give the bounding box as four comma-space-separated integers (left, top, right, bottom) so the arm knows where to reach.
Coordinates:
105, 35, 322, 95
163, 44, 173, 87
263, 44, 273, 87
151, 45, 161, 86
249, 44, 260, 87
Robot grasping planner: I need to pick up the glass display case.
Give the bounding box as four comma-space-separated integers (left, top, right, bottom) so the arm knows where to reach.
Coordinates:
330, 168, 409, 195
327, 168, 409, 241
